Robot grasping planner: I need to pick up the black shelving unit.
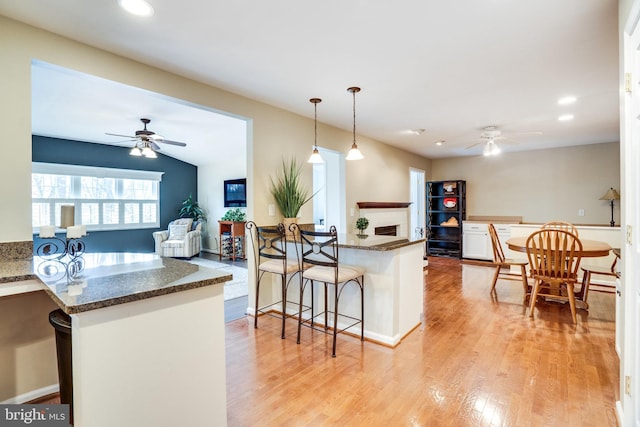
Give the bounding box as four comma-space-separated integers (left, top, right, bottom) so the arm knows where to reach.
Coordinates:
426, 180, 466, 258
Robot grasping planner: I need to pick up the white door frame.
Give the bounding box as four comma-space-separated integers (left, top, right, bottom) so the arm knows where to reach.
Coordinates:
620, 3, 640, 424
409, 168, 426, 239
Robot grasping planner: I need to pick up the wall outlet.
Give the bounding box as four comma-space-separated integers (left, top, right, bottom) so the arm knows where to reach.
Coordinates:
268, 204, 275, 217
578, 208, 585, 217
350, 207, 355, 217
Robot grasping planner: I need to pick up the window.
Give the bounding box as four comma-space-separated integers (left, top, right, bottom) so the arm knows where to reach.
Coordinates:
32, 163, 163, 232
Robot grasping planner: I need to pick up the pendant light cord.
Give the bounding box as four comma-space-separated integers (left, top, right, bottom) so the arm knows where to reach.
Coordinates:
352, 89, 357, 144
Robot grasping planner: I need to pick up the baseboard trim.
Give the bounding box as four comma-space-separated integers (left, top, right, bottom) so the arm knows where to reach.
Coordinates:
2, 384, 59, 404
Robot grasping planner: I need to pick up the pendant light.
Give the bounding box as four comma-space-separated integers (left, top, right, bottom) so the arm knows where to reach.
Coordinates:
346, 86, 364, 160
307, 98, 324, 163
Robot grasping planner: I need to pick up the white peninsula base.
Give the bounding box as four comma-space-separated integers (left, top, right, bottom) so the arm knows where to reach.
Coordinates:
72, 285, 226, 427
250, 236, 425, 347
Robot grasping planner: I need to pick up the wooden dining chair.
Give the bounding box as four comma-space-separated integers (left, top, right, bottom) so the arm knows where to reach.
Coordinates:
577, 256, 619, 309
488, 224, 530, 301
541, 220, 579, 236
525, 229, 583, 323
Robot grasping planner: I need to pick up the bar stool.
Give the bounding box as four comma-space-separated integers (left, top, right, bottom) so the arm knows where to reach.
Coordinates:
295, 225, 365, 357
246, 221, 302, 339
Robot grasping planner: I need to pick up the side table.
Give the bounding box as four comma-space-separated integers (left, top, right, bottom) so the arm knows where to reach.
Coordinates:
219, 221, 246, 261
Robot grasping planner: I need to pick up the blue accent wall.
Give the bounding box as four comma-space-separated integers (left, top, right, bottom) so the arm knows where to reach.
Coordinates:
32, 135, 198, 253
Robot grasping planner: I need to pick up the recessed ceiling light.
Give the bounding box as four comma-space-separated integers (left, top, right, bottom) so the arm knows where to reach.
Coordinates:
409, 129, 426, 135
435, 140, 444, 146
118, 0, 154, 17
558, 114, 574, 121
558, 96, 577, 105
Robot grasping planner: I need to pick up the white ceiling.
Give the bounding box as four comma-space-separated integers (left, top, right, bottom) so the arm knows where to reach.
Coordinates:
0, 0, 620, 162
31, 62, 247, 166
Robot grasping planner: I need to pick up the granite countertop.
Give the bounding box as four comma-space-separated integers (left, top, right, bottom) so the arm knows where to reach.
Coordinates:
337, 233, 425, 251
1, 253, 231, 314
0, 258, 37, 283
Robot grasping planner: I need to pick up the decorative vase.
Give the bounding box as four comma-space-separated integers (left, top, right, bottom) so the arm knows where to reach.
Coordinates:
281, 217, 299, 238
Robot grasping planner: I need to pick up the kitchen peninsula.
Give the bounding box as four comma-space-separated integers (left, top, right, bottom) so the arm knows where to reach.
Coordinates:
254, 232, 426, 347
337, 233, 426, 346
0, 252, 230, 427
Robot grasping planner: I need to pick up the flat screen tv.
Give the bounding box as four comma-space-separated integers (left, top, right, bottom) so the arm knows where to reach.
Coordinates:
224, 178, 247, 207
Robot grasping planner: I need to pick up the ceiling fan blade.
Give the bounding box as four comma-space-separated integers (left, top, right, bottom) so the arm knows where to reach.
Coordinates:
110, 139, 137, 144
465, 141, 482, 150
150, 141, 161, 151
507, 130, 543, 137
157, 139, 187, 147
105, 132, 137, 138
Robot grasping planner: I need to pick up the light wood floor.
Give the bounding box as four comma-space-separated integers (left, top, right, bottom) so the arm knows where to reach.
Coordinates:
226, 257, 619, 427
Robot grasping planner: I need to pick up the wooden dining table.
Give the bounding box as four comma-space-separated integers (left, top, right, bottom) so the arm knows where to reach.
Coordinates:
505, 236, 612, 257
505, 236, 612, 307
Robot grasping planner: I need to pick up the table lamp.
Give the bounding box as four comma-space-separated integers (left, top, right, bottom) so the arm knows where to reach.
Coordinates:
599, 187, 620, 227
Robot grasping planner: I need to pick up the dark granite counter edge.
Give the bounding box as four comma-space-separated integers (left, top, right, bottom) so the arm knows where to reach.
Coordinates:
45, 273, 232, 315
339, 238, 425, 251
0, 272, 38, 284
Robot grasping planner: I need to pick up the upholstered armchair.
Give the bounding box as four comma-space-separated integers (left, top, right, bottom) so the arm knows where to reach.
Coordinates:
153, 218, 202, 258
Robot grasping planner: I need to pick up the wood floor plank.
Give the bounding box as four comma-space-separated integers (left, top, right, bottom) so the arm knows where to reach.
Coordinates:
225, 257, 619, 426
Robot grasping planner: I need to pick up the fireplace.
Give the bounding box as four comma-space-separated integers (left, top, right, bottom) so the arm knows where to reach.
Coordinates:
375, 225, 398, 236
357, 202, 411, 238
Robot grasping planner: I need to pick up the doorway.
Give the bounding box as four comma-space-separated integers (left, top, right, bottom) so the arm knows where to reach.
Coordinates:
409, 168, 426, 238
312, 147, 345, 232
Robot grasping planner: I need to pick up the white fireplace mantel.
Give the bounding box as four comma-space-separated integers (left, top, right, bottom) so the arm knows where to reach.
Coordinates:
357, 202, 412, 237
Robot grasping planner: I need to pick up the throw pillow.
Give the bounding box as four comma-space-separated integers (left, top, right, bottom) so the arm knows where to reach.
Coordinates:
172, 218, 194, 230
168, 224, 189, 241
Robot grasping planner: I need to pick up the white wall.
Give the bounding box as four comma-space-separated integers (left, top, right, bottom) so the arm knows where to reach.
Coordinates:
431, 142, 620, 225
198, 129, 248, 252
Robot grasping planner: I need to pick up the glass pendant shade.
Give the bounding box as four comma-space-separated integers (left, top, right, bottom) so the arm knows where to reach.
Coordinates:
130, 147, 142, 156
308, 147, 324, 163
346, 143, 364, 160
483, 140, 500, 156
141, 145, 157, 158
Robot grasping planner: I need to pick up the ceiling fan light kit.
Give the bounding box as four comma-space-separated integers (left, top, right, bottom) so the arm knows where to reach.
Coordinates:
465, 125, 541, 156
482, 140, 501, 157
107, 118, 187, 159
141, 144, 157, 158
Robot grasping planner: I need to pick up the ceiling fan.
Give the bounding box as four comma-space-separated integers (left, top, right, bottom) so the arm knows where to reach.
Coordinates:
465, 126, 541, 156
105, 118, 187, 158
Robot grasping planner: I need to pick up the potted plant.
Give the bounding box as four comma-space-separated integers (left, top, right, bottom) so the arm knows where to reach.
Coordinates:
269, 158, 315, 232
221, 208, 246, 222
179, 193, 207, 222
355, 217, 369, 237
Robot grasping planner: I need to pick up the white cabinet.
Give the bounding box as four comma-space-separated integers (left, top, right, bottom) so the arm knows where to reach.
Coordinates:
462, 222, 511, 261
462, 222, 491, 260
